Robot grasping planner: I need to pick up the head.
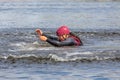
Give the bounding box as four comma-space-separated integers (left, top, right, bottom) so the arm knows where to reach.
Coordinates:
56, 26, 70, 41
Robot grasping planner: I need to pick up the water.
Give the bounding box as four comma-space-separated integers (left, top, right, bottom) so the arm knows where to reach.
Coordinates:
0, 1, 120, 80
0, 2, 120, 29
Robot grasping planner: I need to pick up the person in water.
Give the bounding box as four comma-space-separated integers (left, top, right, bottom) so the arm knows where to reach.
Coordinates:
36, 26, 83, 47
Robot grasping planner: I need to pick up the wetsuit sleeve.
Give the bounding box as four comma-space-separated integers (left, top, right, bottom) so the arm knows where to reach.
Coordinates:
43, 33, 59, 40
46, 38, 76, 47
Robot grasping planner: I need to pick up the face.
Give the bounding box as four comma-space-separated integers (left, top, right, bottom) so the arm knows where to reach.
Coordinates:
58, 36, 64, 41
58, 35, 68, 41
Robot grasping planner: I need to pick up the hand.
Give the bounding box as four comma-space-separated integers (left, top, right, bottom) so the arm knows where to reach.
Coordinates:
39, 36, 47, 41
35, 29, 43, 36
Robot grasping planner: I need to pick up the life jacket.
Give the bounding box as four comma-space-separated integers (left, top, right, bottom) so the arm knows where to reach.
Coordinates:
69, 32, 83, 46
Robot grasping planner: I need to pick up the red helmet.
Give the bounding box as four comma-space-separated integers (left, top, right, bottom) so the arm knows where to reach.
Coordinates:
56, 26, 70, 36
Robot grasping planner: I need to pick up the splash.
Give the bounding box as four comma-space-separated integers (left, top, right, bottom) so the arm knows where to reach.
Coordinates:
9, 41, 58, 51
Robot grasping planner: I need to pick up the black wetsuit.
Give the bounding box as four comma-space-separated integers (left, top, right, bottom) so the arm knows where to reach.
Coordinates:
43, 33, 83, 47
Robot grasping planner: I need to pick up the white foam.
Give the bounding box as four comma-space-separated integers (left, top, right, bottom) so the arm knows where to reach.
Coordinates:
66, 51, 93, 57
10, 42, 26, 47
10, 41, 58, 51
48, 51, 94, 61
0, 54, 38, 60
49, 54, 66, 61
49, 53, 82, 61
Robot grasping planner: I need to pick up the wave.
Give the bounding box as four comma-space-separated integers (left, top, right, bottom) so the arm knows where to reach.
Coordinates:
0, 50, 120, 64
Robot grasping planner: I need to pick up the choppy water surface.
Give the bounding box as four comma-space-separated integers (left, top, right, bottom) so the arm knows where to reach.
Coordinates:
0, 1, 120, 80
